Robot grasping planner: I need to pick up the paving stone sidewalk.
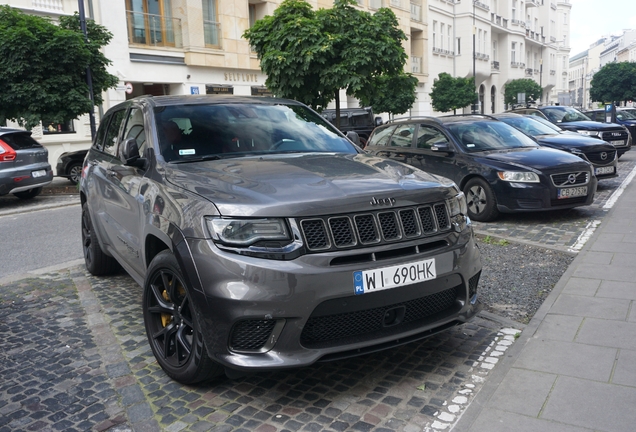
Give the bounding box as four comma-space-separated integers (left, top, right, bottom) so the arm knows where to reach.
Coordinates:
0, 268, 520, 432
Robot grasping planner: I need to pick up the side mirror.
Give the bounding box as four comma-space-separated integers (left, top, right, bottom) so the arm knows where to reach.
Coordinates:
431, 142, 454, 153
121, 137, 146, 168
346, 131, 361, 147
374, 117, 383, 126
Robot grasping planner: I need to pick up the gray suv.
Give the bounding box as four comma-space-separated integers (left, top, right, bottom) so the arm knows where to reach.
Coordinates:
80, 95, 481, 384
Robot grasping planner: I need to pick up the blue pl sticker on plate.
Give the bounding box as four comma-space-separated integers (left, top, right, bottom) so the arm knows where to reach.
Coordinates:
353, 271, 364, 295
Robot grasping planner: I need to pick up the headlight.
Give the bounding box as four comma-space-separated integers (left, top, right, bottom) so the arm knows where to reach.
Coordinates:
206, 217, 290, 246
497, 171, 540, 182
447, 191, 468, 216
578, 130, 600, 137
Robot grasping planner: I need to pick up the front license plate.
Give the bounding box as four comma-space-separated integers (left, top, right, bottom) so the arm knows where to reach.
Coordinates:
557, 186, 587, 199
353, 258, 436, 295
595, 166, 615, 175
32, 169, 46, 178
611, 140, 626, 147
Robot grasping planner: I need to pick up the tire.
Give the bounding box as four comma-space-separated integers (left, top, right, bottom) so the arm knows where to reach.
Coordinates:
13, 187, 42, 200
143, 250, 223, 384
463, 178, 499, 222
67, 162, 82, 185
81, 203, 120, 275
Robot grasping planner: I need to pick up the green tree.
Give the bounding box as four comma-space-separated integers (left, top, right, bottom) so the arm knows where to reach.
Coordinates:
429, 73, 476, 114
590, 62, 636, 104
503, 78, 542, 107
0, 6, 117, 130
243, 0, 416, 124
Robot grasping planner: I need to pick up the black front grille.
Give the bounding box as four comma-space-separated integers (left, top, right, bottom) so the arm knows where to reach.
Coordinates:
550, 172, 589, 187
600, 130, 629, 145
230, 319, 276, 351
587, 149, 617, 164
299, 202, 452, 252
300, 286, 459, 347
469, 271, 481, 299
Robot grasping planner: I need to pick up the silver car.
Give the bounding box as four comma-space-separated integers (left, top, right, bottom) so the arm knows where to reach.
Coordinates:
80, 95, 482, 384
0, 127, 53, 199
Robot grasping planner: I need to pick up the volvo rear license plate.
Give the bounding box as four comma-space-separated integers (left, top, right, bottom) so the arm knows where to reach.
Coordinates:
32, 170, 46, 178
595, 166, 614, 175
353, 258, 436, 295
557, 186, 587, 199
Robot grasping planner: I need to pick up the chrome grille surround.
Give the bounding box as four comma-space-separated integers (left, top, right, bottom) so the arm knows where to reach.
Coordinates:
298, 202, 452, 252
550, 171, 590, 187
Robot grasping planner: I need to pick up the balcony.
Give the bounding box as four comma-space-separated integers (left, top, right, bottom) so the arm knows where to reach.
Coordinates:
32, 0, 63, 12
204, 20, 222, 48
525, 68, 533, 76
491, 61, 500, 70
551, 2, 557, 9
126, 10, 182, 48
432, 47, 454, 56
475, 52, 490, 61
550, 70, 556, 75
474, 1, 489, 10
412, 56, 422, 74
410, 1, 422, 21
511, 62, 525, 68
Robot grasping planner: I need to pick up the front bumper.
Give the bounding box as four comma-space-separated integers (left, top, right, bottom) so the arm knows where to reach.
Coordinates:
184, 227, 482, 372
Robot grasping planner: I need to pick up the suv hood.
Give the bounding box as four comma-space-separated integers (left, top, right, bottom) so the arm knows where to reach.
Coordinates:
536, 134, 616, 151
478, 147, 591, 171
559, 120, 624, 131
165, 153, 454, 217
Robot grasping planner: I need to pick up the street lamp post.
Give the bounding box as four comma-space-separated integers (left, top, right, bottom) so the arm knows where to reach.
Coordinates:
472, 1, 478, 113
78, 0, 96, 140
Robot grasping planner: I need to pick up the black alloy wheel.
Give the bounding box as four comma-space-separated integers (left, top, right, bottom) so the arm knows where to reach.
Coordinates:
81, 203, 119, 275
68, 162, 82, 185
463, 177, 499, 222
143, 251, 222, 384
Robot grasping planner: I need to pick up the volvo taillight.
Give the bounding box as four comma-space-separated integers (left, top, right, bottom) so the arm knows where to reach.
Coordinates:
0, 139, 17, 162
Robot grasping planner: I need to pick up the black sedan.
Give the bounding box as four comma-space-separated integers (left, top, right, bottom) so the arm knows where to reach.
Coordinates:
55, 149, 88, 185
492, 113, 617, 180
0, 127, 53, 199
365, 115, 597, 222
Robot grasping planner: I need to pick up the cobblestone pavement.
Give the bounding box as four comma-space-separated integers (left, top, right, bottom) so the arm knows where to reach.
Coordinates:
0, 268, 521, 432
2, 153, 634, 432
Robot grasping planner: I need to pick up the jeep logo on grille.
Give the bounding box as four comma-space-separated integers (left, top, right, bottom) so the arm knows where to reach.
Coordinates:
370, 197, 396, 206
568, 174, 578, 184
600, 152, 608, 160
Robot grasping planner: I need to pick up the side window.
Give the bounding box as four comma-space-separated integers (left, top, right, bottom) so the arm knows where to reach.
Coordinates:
368, 126, 397, 147
417, 125, 449, 149
93, 114, 111, 151
103, 110, 127, 156
121, 108, 148, 155
390, 124, 415, 147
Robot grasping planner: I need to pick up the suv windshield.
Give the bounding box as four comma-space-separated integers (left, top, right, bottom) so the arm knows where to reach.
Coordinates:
499, 116, 558, 137
446, 121, 538, 153
541, 107, 591, 123
155, 103, 356, 162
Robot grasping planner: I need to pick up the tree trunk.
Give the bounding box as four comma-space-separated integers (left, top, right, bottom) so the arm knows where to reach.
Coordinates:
335, 92, 341, 129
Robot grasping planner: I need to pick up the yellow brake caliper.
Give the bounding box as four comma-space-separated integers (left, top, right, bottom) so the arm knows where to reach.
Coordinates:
160, 282, 186, 327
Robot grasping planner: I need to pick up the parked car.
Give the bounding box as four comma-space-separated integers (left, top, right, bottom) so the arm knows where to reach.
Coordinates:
492, 113, 618, 180
509, 106, 632, 157
582, 108, 636, 142
80, 95, 482, 384
365, 115, 598, 222
321, 107, 383, 146
55, 149, 88, 185
0, 127, 53, 199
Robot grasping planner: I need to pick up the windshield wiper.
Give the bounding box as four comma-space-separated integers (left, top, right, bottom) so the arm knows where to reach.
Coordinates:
169, 154, 223, 164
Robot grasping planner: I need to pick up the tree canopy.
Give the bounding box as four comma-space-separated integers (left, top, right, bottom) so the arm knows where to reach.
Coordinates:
429, 73, 476, 114
243, 0, 417, 120
590, 62, 636, 104
503, 78, 542, 107
0, 6, 118, 130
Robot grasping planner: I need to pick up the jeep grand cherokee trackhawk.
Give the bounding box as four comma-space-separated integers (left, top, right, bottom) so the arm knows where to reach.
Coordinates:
80, 95, 481, 384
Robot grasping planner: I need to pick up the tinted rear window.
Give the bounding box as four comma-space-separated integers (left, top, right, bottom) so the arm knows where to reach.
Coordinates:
0, 132, 42, 150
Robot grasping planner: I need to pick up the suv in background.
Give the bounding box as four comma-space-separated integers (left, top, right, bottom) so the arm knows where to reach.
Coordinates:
509, 106, 632, 157
365, 115, 597, 222
321, 107, 383, 146
80, 95, 481, 384
0, 127, 53, 199
492, 113, 618, 180
583, 108, 636, 143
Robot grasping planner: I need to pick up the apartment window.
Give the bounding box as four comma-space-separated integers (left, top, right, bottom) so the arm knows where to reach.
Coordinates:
478, 29, 482, 54
492, 0, 497, 14
457, 37, 461, 55
440, 23, 445, 50
511, 42, 516, 63
432, 21, 437, 49
126, 0, 176, 46
520, 43, 524, 63
203, 0, 220, 47
42, 118, 75, 135
448, 25, 452, 53
512, 0, 516, 20
562, 55, 566, 69
492, 40, 497, 60
563, 12, 567, 24
483, 31, 487, 54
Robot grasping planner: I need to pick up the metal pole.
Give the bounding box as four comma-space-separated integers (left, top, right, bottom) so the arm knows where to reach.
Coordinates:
78, 0, 97, 140
472, 1, 477, 114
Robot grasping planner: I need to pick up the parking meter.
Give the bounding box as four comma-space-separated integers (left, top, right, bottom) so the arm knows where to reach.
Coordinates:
605, 103, 616, 123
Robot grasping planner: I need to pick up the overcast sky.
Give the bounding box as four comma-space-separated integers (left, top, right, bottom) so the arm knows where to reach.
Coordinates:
569, 0, 636, 57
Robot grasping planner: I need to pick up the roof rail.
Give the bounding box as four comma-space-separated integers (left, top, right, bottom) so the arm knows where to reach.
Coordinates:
385, 116, 443, 124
